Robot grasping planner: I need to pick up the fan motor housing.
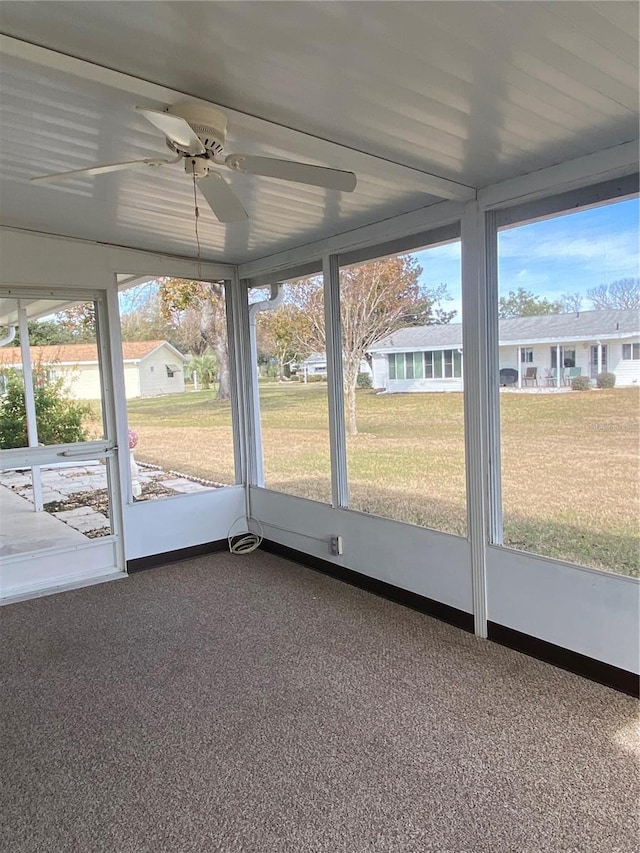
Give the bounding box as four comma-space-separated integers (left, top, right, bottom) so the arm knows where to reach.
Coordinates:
167, 101, 228, 157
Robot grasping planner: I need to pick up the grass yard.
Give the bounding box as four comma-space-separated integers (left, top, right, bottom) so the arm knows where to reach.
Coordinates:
126, 384, 639, 577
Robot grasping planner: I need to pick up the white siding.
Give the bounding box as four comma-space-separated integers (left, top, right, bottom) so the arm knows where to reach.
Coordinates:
54, 364, 101, 399
123, 364, 141, 399
609, 339, 640, 387
138, 348, 185, 397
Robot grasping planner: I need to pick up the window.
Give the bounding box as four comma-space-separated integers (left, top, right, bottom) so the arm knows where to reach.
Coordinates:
118, 277, 237, 500
253, 272, 332, 504
497, 195, 639, 576
339, 238, 466, 536
551, 347, 576, 368
520, 348, 534, 363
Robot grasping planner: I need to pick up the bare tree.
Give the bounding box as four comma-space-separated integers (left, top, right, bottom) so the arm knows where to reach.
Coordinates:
587, 278, 640, 310
560, 291, 583, 313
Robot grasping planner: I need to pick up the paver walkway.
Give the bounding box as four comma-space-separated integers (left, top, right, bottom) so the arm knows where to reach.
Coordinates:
0, 461, 213, 539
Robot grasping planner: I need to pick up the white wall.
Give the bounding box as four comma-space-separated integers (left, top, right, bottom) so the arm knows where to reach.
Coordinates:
123, 485, 245, 560
609, 339, 640, 386
123, 364, 141, 399
487, 546, 639, 673
138, 350, 185, 397
250, 488, 473, 614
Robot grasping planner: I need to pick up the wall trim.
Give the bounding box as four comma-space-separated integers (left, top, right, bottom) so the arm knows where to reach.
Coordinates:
487, 622, 639, 698
261, 539, 474, 632
126, 539, 228, 573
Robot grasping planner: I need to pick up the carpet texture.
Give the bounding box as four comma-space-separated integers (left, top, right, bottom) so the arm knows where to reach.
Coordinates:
1, 551, 638, 853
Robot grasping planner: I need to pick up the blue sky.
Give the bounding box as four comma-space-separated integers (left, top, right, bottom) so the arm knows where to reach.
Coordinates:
414, 197, 639, 319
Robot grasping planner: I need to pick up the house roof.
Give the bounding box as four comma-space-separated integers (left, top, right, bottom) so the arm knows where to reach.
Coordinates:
0, 340, 187, 366
372, 309, 640, 351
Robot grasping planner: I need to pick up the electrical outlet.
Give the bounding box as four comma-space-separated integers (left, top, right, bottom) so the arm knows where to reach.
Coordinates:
329, 535, 343, 556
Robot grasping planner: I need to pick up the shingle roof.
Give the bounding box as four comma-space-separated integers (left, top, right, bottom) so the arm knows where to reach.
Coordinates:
0, 340, 186, 366
372, 309, 639, 351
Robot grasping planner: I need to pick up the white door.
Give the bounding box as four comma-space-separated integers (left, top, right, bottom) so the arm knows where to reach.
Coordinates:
0, 289, 125, 602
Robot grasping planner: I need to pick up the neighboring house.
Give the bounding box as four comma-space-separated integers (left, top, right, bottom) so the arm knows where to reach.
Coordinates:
369, 309, 640, 392
298, 352, 372, 379
0, 340, 188, 399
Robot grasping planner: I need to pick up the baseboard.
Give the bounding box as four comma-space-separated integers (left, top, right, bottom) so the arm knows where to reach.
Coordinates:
488, 622, 639, 698
126, 539, 228, 573
260, 539, 475, 633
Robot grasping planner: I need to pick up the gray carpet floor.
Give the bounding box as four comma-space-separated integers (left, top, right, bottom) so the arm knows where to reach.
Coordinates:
1, 551, 638, 853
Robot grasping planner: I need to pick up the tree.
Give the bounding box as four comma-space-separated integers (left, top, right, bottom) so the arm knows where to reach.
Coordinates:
587, 278, 640, 310
288, 256, 427, 435
0, 368, 90, 449
498, 288, 562, 319
402, 283, 457, 327
188, 352, 217, 389
55, 302, 97, 342
9, 320, 76, 347
258, 303, 312, 380
560, 291, 583, 314
157, 278, 230, 400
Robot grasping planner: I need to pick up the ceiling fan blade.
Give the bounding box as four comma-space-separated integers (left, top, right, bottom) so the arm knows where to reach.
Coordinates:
137, 107, 205, 156
226, 154, 357, 192
197, 172, 248, 223
31, 157, 178, 184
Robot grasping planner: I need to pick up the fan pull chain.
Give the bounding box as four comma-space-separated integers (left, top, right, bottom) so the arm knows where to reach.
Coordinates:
192, 172, 202, 281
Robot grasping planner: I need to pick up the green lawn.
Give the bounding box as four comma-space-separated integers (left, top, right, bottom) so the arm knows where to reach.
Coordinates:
126, 384, 640, 577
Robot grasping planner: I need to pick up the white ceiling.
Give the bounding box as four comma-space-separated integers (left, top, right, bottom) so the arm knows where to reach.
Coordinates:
0, 1, 637, 264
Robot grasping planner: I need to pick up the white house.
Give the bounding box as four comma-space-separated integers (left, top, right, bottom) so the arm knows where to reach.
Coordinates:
370, 309, 640, 392
0, 340, 188, 399
298, 352, 372, 380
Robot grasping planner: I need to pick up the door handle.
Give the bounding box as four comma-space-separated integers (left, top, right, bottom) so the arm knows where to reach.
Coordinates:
57, 445, 115, 458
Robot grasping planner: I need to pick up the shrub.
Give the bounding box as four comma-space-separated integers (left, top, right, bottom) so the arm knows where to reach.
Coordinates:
0, 369, 90, 449
307, 374, 325, 383
571, 375, 592, 391
356, 372, 373, 389
596, 371, 616, 389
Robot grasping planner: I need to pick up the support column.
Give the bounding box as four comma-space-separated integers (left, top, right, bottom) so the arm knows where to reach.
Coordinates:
556, 344, 562, 387
517, 347, 522, 388
462, 201, 497, 639
17, 304, 43, 511
323, 254, 348, 509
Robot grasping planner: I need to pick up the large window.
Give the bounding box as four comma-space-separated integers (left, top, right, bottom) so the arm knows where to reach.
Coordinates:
339, 239, 466, 535
118, 278, 236, 502
496, 196, 639, 576
253, 274, 332, 504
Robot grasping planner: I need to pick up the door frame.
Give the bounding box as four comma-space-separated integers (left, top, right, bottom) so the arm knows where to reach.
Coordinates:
0, 287, 126, 602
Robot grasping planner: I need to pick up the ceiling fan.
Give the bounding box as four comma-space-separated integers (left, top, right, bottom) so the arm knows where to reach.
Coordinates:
30, 102, 358, 223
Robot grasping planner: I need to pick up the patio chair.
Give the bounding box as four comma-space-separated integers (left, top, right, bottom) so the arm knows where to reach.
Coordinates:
522, 366, 538, 386
566, 367, 581, 385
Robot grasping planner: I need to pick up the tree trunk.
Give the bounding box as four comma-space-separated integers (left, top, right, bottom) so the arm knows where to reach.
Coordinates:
345, 382, 358, 436
344, 359, 360, 436
215, 341, 230, 401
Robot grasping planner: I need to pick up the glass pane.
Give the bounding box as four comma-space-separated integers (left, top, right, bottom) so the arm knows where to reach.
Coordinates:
341, 240, 466, 535
0, 294, 114, 558
255, 275, 331, 503
0, 297, 106, 449
414, 352, 424, 379
0, 463, 113, 555
497, 196, 640, 576
433, 350, 443, 378
118, 278, 236, 502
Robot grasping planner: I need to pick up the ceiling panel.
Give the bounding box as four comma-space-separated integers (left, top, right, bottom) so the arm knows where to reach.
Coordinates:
0, 1, 637, 263
0, 53, 449, 262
